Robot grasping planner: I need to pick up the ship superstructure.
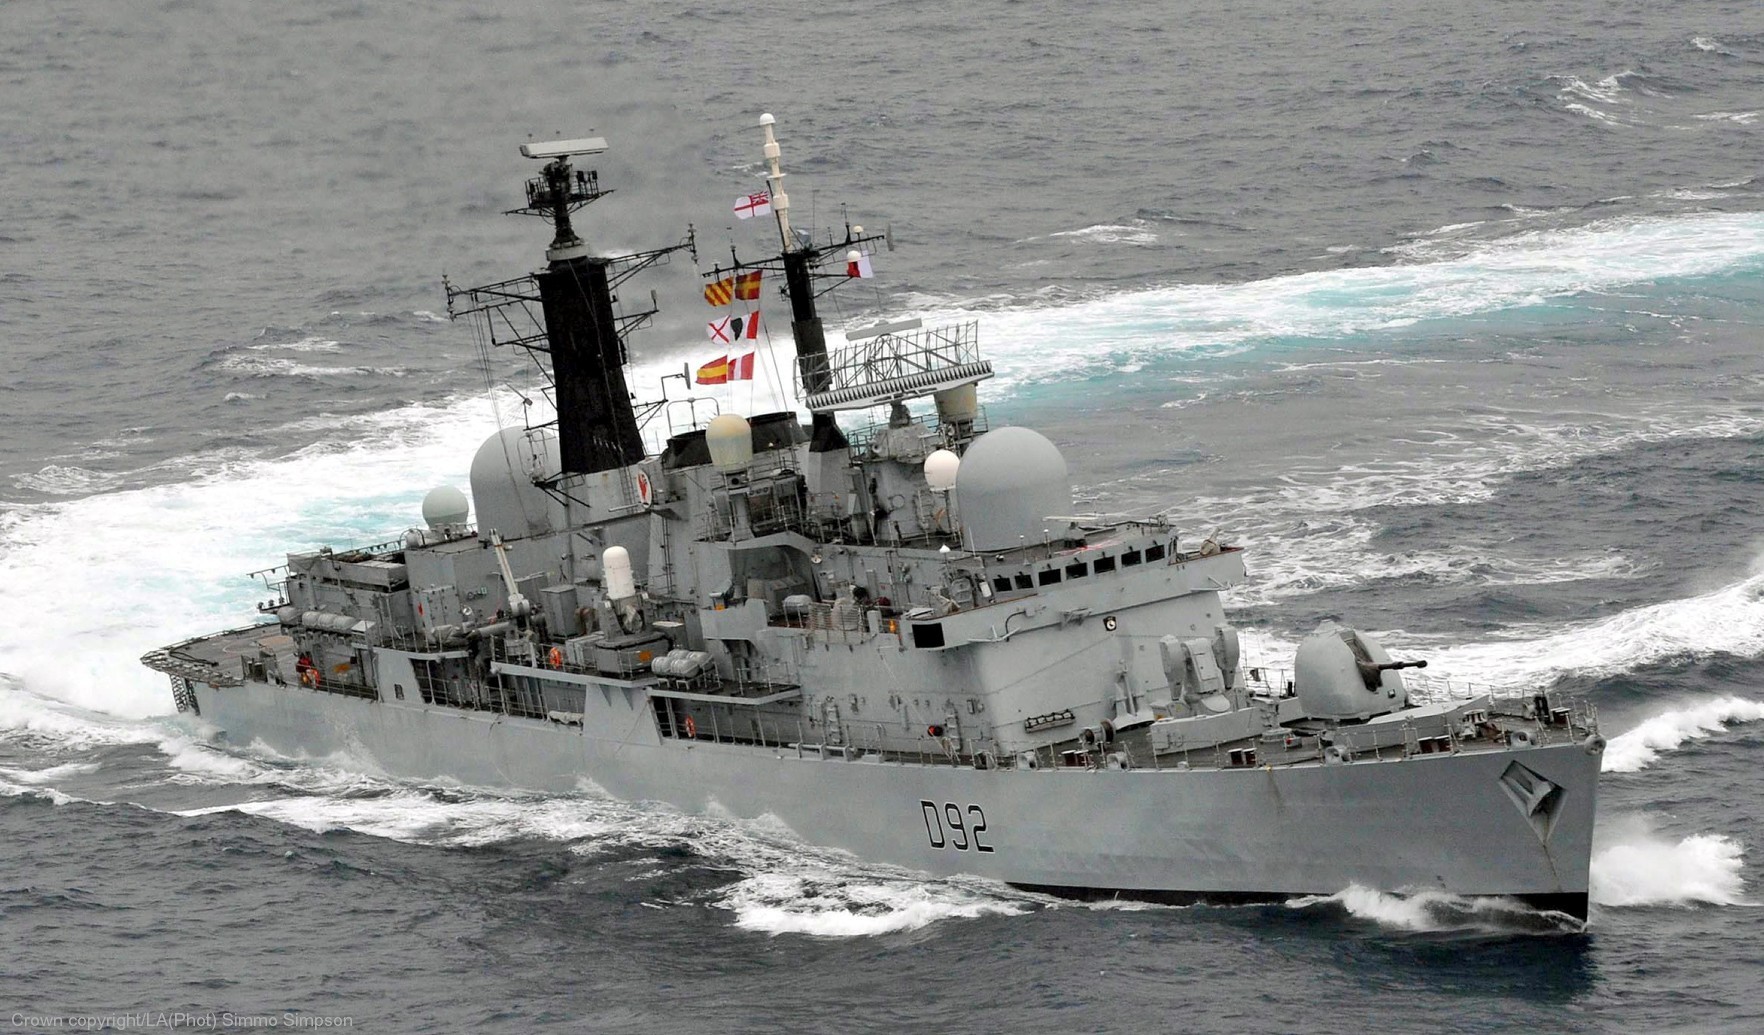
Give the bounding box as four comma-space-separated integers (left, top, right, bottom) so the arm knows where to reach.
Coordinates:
146, 116, 1605, 918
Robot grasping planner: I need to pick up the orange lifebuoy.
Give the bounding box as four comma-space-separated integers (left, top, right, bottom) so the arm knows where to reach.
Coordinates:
548, 646, 564, 669
683, 715, 697, 739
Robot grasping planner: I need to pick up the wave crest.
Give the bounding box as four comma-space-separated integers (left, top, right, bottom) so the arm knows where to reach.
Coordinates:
1604, 696, 1764, 772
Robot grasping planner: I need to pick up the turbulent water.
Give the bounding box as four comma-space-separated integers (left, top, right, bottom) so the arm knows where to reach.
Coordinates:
5, 1, 1764, 1031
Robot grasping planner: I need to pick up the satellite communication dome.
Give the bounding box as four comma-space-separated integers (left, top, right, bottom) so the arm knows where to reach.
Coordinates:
706, 413, 754, 473
421, 485, 471, 530
468, 427, 565, 538
953, 427, 1073, 551
923, 449, 960, 491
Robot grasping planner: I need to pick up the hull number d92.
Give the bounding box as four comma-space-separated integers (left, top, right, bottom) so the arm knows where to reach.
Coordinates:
920, 801, 995, 852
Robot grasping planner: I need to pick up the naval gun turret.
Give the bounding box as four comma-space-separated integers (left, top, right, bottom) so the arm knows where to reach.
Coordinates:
1293, 623, 1426, 721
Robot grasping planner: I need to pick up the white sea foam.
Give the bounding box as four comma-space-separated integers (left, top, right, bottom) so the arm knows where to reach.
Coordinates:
219, 354, 405, 378
0, 776, 83, 806
1286, 885, 1580, 933
1557, 74, 1630, 106
0, 761, 99, 785
178, 789, 626, 847
158, 733, 268, 782
246, 336, 342, 352
1693, 111, 1759, 125
721, 870, 1029, 937
0, 683, 170, 749
1561, 101, 1625, 126
1591, 818, 1751, 907
674, 812, 1035, 937
1046, 223, 1160, 247
11, 465, 124, 496
1602, 696, 1764, 772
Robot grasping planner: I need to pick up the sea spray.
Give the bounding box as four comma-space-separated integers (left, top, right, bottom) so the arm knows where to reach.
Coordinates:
1591, 817, 1751, 907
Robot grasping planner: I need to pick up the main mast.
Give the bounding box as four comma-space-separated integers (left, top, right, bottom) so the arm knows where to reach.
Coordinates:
448, 136, 693, 477
525, 139, 645, 474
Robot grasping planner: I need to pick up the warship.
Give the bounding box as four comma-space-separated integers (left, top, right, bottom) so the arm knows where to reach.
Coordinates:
145, 115, 1605, 918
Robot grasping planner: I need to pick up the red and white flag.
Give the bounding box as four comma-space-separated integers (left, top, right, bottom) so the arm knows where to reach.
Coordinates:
845, 250, 873, 279
708, 311, 761, 343
734, 192, 772, 220
730, 351, 756, 380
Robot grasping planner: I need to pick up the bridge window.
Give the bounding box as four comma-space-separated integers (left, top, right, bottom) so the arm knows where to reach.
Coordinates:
1145, 542, 1166, 562
1065, 561, 1088, 579
1038, 568, 1062, 586
992, 577, 1014, 594
1121, 549, 1142, 567
1014, 573, 1034, 591
1094, 555, 1117, 574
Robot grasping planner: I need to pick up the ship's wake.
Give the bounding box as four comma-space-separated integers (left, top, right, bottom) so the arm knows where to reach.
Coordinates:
942, 210, 1764, 390
0, 703, 1038, 938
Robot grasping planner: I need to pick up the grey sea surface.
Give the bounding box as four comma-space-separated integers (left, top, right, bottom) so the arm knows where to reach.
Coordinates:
3, 1, 1764, 1032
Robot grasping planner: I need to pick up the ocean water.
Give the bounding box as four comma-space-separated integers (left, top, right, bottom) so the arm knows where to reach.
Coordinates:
5, 1, 1764, 1031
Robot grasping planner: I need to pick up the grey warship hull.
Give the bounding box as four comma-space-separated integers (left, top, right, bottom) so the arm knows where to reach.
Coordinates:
162, 627, 1600, 917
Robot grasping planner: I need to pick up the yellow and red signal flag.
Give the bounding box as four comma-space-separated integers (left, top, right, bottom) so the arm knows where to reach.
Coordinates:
695, 351, 756, 385
705, 270, 763, 306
